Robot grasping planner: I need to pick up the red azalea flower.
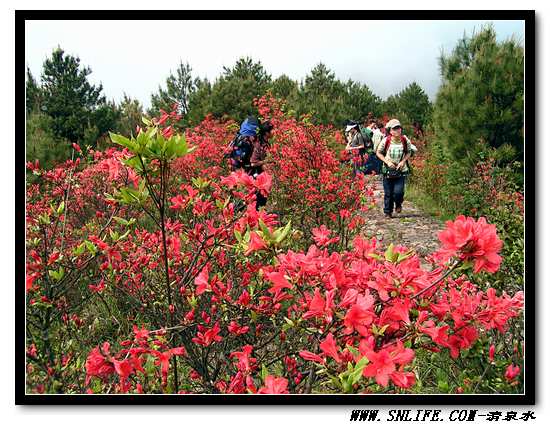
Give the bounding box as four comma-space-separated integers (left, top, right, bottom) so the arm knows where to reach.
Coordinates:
228, 321, 250, 336
192, 322, 222, 346
319, 333, 341, 363
266, 271, 292, 296
254, 172, 273, 196
312, 225, 340, 247
299, 350, 325, 364
363, 341, 414, 388
85, 345, 115, 385
194, 267, 210, 295
489, 344, 495, 362
505, 364, 521, 382
162, 125, 173, 139
437, 215, 503, 273
229, 345, 256, 373
344, 294, 375, 336
258, 375, 289, 394
244, 232, 268, 256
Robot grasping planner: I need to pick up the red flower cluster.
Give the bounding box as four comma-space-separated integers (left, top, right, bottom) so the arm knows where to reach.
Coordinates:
437, 215, 503, 273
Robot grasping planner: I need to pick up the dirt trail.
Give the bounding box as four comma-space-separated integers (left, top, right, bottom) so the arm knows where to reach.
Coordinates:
362, 177, 445, 266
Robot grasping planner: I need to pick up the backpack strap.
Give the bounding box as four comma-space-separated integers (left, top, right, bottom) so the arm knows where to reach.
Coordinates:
383, 135, 408, 155
383, 135, 392, 155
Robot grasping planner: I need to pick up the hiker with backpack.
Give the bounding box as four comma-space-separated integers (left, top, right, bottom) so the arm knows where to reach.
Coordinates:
376, 119, 413, 218
226, 116, 274, 210
370, 120, 385, 174
345, 121, 373, 176
227, 116, 259, 172
360, 121, 380, 175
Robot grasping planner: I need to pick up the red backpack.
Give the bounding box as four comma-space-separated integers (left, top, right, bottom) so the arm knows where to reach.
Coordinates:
382, 135, 408, 155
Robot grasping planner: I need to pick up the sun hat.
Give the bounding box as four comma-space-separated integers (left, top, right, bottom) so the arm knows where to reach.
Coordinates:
345, 123, 359, 132
385, 119, 402, 129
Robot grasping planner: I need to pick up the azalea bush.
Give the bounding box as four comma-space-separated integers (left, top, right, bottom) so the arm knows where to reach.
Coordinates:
25, 99, 524, 395
410, 142, 524, 293
255, 96, 376, 250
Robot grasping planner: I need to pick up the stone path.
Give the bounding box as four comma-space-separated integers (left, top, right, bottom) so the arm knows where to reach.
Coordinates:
361, 177, 445, 267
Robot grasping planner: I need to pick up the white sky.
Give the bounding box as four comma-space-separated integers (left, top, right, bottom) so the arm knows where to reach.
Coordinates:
25, 19, 524, 109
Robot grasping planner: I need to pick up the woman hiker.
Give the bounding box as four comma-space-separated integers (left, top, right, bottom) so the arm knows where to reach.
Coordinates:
376, 119, 413, 218
344, 122, 367, 176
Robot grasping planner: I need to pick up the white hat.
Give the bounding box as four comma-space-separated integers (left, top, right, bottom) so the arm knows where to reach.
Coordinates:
345, 124, 358, 132
386, 119, 402, 129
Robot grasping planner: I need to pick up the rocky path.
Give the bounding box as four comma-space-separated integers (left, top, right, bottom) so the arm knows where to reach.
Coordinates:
361, 178, 445, 267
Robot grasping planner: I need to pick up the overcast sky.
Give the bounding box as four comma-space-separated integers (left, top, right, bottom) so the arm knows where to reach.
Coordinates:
25, 20, 524, 109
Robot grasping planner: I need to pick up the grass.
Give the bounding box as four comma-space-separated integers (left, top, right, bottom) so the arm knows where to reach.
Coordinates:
405, 183, 456, 223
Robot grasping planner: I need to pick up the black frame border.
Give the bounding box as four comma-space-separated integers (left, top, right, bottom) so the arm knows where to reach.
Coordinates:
16, 9, 535, 405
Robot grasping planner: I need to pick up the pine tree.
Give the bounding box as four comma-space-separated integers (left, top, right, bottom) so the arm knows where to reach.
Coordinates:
116, 94, 144, 137
432, 26, 524, 161
342, 79, 383, 123
149, 61, 198, 122
210, 57, 271, 120
298, 63, 344, 124
41, 47, 107, 144
186, 78, 213, 126
26, 67, 42, 114
271, 74, 299, 100
396, 82, 432, 129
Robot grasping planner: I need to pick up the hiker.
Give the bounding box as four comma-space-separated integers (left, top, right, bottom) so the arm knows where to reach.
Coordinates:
227, 115, 259, 172
372, 120, 385, 152
361, 121, 381, 175
370, 120, 385, 174
376, 119, 413, 218
226, 116, 269, 210
345, 122, 368, 176
249, 120, 274, 210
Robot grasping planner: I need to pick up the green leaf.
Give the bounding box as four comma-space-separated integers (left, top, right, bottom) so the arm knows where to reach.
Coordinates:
56, 201, 65, 216
346, 345, 360, 357
260, 364, 269, 381
141, 116, 152, 126
110, 132, 136, 151
368, 253, 384, 261
187, 295, 197, 308
275, 220, 292, 244
48, 267, 65, 281
258, 219, 273, 242
113, 216, 129, 226
396, 250, 414, 264
234, 229, 243, 243
122, 156, 144, 173
38, 213, 51, 225
283, 317, 294, 327
384, 243, 399, 263
85, 240, 97, 254
173, 135, 189, 157
109, 229, 119, 242
349, 357, 368, 385
73, 242, 86, 256
119, 229, 131, 240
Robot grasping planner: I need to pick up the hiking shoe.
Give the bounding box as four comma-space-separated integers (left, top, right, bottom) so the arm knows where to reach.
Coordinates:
395, 206, 402, 213
384, 213, 392, 219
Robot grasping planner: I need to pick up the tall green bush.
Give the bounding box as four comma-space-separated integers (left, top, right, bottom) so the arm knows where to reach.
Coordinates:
432, 26, 524, 164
